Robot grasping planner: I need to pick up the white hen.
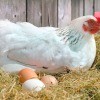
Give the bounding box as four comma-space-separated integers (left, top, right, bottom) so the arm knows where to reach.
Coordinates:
0, 15, 99, 73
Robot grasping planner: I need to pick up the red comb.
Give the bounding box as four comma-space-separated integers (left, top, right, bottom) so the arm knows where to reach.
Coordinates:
94, 12, 100, 23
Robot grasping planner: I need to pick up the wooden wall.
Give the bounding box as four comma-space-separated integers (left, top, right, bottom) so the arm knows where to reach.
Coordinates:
0, 0, 100, 27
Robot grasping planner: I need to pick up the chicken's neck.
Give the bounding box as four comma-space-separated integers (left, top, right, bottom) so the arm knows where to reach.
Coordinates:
57, 26, 92, 52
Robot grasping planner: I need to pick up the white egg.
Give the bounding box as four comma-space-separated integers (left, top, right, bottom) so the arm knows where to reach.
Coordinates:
22, 78, 45, 91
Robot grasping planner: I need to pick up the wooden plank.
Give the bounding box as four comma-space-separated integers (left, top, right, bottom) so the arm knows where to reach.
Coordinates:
58, 0, 71, 27
84, 0, 94, 15
27, 0, 42, 27
42, 0, 57, 27
94, 0, 100, 11
71, 0, 84, 20
0, 0, 26, 22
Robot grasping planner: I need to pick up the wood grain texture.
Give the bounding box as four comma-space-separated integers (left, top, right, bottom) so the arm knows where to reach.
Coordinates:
84, 0, 94, 15
71, 0, 84, 20
0, 0, 98, 27
27, 0, 42, 27
94, 0, 100, 11
0, 0, 26, 22
41, 0, 57, 27
58, 0, 71, 27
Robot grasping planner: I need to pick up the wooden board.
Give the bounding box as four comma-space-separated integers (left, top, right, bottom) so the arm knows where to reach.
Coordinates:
0, 0, 98, 27
84, 0, 94, 15
27, 0, 42, 27
41, 0, 57, 27
58, 0, 71, 27
95, 0, 100, 11
0, 0, 26, 22
71, 0, 84, 20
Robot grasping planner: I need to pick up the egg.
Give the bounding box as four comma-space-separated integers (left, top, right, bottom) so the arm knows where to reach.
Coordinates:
22, 78, 45, 91
18, 68, 38, 83
41, 75, 58, 87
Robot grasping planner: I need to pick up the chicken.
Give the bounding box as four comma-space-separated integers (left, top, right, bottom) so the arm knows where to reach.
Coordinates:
0, 15, 100, 73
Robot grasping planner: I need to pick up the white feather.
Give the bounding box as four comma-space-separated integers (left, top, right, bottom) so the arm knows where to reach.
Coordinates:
0, 16, 97, 73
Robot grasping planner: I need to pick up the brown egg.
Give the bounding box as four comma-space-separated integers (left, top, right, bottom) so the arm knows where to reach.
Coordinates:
18, 68, 38, 83
41, 75, 58, 87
